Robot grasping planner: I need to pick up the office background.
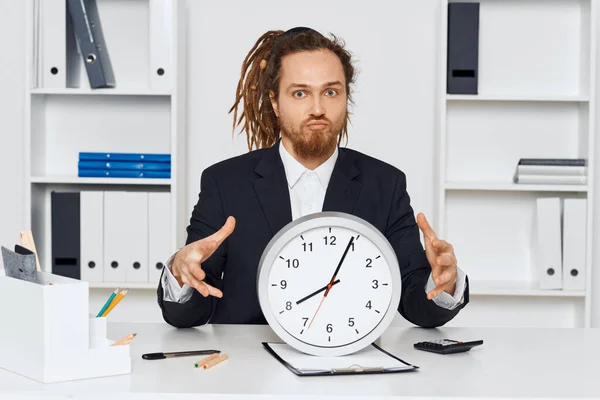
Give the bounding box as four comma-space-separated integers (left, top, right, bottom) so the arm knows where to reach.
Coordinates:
0, 0, 598, 328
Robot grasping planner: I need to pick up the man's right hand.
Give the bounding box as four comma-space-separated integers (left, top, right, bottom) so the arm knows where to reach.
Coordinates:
170, 216, 236, 298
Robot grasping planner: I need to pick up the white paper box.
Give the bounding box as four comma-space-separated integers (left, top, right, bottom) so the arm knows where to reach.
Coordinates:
0, 272, 131, 383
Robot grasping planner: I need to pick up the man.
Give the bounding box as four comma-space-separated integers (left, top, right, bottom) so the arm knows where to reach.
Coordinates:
157, 27, 469, 328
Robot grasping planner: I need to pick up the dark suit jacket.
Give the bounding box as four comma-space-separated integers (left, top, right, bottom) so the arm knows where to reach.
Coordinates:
157, 141, 469, 328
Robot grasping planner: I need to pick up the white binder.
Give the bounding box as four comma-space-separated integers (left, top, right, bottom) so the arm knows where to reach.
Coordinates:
149, 0, 172, 92
533, 197, 563, 290
41, 0, 67, 88
80, 191, 104, 283
562, 198, 587, 291
148, 192, 171, 284
104, 192, 149, 283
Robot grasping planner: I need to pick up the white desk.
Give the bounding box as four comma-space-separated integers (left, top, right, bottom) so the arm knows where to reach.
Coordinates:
1, 323, 599, 399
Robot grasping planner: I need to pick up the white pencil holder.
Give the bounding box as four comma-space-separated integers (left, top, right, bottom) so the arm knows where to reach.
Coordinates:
89, 316, 108, 348
0, 272, 131, 383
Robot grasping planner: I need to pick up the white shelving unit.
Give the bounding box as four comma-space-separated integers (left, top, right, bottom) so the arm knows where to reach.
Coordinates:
24, 0, 188, 292
436, 0, 596, 327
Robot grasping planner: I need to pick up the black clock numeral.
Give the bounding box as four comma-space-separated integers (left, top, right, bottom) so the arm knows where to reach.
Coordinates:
348, 317, 355, 327
286, 301, 292, 311
366, 258, 373, 268
372, 280, 379, 289
302, 317, 309, 327
350, 242, 355, 251
286, 258, 299, 268
323, 235, 337, 245
326, 323, 333, 333
280, 280, 287, 289
366, 300, 372, 309
302, 242, 313, 252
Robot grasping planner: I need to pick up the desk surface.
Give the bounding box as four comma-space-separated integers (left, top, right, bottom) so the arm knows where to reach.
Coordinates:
1, 323, 599, 399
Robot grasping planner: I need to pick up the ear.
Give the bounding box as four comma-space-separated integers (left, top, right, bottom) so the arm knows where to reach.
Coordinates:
269, 90, 279, 118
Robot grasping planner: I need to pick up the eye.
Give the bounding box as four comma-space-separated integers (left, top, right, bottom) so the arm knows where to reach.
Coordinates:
325, 89, 338, 96
293, 91, 307, 98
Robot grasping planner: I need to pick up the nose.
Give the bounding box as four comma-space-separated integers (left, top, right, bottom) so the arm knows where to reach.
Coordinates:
310, 96, 325, 118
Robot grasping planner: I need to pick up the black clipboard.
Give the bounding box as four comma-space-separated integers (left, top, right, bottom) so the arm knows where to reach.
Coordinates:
262, 342, 419, 376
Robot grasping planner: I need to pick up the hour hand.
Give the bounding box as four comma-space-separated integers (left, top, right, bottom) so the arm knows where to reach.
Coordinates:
296, 279, 340, 305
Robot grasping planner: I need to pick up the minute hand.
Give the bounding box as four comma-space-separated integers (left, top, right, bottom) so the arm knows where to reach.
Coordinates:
324, 236, 355, 296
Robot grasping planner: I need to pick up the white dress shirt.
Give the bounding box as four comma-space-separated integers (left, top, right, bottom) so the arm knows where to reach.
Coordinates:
162, 143, 466, 310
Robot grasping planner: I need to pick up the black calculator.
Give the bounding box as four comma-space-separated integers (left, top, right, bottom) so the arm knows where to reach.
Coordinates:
414, 339, 483, 354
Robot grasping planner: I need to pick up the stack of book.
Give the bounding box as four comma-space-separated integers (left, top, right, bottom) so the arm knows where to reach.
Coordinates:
77, 152, 171, 179
513, 158, 587, 185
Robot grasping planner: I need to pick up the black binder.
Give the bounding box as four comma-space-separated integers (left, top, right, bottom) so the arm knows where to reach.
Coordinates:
447, 2, 480, 94
66, 0, 115, 88
51, 192, 81, 279
262, 342, 419, 376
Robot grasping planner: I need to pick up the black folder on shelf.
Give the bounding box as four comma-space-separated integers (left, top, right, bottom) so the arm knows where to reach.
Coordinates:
262, 342, 418, 376
447, 2, 480, 94
51, 191, 81, 280
66, 0, 115, 88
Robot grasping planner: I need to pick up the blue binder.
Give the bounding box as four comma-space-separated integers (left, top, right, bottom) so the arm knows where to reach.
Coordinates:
79, 152, 171, 162
78, 170, 171, 179
78, 161, 171, 171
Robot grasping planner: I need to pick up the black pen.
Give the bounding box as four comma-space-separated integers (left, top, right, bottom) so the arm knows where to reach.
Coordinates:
142, 349, 220, 360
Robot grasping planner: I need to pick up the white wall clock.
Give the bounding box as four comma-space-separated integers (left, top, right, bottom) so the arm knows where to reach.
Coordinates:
257, 211, 401, 356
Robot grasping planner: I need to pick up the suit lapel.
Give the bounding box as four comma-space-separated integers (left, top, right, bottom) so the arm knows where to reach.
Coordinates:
253, 141, 293, 235
323, 148, 362, 214
253, 143, 363, 235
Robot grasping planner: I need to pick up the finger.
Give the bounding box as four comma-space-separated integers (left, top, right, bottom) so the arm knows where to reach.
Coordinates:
432, 239, 453, 254
427, 281, 453, 300
434, 269, 456, 287
436, 254, 456, 267
189, 264, 207, 281
185, 272, 223, 298
206, 216, 236, 246
188, 267, 224, 298
416, 213, 438, 242
183, 272, 209, 297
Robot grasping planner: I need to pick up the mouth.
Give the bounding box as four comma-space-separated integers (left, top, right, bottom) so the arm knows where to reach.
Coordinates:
306, 121, 329, 129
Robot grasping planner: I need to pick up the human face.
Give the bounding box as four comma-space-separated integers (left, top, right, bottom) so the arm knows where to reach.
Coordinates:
270, 49, 347, 162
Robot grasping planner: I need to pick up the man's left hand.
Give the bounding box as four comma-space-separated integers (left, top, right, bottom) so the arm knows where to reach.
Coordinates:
416, 213, 458, 300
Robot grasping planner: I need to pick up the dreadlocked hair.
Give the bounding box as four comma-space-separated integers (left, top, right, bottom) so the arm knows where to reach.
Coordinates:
229, 28, 356, 151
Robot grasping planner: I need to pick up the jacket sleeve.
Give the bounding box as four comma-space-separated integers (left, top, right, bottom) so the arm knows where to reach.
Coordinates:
385, 172, 469, 328
157, 168, 228, 328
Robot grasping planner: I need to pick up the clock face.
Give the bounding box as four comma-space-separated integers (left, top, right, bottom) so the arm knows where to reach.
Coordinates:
258, 212, 401, 356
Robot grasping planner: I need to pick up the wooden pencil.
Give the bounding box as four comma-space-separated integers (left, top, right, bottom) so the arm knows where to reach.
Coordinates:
194, 353, 219, 368
110, 333, 137, 347
203, 353, 228, 369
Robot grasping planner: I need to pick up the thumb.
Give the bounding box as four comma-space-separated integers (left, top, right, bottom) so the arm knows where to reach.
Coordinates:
206, 216, 236, 245
194, 216, 236, 263
416, 213, 437, 242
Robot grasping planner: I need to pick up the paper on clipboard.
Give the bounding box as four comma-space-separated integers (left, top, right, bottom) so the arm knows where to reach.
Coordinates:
264, 342, 418, 375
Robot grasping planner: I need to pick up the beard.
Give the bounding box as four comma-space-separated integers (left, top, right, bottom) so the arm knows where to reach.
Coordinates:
279, 113, 345, 160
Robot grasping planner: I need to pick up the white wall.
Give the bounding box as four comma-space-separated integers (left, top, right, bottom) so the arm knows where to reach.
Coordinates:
1, 0, 599, 327
185, 0, 438, 226
0, 0, 26, 259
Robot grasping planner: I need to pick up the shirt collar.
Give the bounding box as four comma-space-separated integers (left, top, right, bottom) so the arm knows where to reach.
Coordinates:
279, 141, 339, 189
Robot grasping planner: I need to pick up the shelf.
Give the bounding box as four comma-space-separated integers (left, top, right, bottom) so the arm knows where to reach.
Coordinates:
30, 88, 171, 96
89, 282, 157, 289
470, 280, 586, 298
30, 176, 172, 186
446, 94, 589, 102
444, 181, 588, 193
